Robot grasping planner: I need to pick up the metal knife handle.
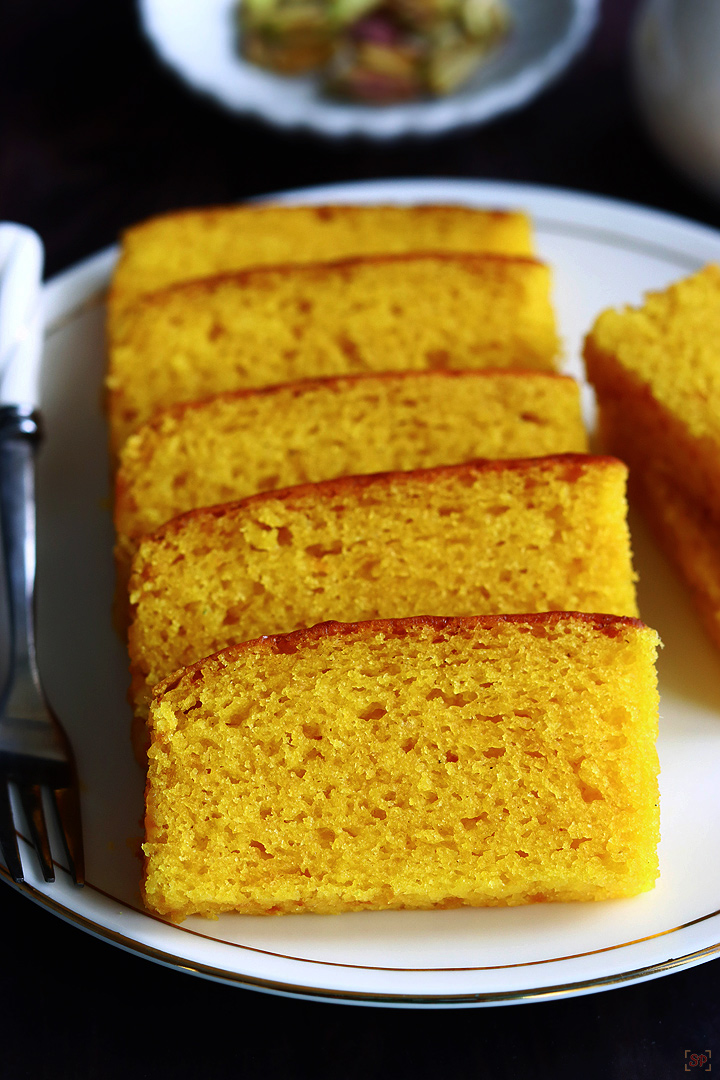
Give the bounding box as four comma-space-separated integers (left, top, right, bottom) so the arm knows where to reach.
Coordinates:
0, 404, 44, 717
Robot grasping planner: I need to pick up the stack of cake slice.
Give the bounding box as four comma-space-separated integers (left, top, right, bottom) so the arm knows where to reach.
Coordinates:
107, 202, 660, 920
114, 369, 588, 574
106, 205, 559, 453
127, 454, 639, 725
584, 263, 720, 651
108, 203, 535, 316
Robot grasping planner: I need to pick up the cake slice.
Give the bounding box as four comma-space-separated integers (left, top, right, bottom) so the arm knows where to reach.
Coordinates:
632, 466, 720, 651
109, 202, 534, 314
142, 612, 661, 920
114, 370, 588, 571
584, 264, 720, 517
107, 251, 559, 452
128, 455, 638, 725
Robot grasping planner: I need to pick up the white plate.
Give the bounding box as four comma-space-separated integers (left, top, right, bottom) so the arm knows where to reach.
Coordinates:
137, 0, 599, 138
5, 178, 720, 1008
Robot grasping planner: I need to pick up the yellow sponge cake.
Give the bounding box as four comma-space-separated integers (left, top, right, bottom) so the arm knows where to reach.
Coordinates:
107, 252, 559, 452
142, 612, 661, 920
128, 455, 638, 724
109, 202, 534, 313
585, 265, 720, 650
114, 370, 588, 570
584, 264, 720, 516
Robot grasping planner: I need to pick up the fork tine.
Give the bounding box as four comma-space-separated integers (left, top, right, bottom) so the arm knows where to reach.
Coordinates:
18, 782, 55, 882
51, 784, 85, 886
0, 779, 24, 883
0, 404, 85, 889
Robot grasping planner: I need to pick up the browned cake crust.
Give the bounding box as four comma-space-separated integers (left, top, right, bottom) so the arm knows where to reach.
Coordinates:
146, 452, 616, 543
127, 249, 543, 302
117, 366, 576, 433
154, 610, 651, 699
631, 467, 720, 651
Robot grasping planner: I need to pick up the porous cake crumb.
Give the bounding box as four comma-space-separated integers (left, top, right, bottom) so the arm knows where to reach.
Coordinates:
128, 455, 638, 723
107, 252, 559, 450
114, 370, 587, 569
142, 613, 661, 920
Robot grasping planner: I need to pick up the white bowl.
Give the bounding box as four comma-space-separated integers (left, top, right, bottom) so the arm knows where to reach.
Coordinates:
138, 0, 600, 139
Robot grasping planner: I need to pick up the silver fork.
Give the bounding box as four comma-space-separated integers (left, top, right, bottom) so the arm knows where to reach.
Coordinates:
0, 403, 84, 885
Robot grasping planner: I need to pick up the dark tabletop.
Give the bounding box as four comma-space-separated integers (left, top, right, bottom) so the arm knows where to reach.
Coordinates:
1, 1, 719, 1077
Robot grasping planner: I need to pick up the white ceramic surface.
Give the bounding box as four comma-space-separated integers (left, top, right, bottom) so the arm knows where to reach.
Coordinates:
632, 0, 720, 200
3, 179, 720, 1007
137, 0, 599, 138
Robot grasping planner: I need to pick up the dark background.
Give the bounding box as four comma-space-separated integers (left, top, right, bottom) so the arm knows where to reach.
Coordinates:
1, 1, 719, 1076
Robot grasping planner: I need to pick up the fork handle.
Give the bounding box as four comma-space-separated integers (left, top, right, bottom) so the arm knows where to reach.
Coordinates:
0, 404, 44, 716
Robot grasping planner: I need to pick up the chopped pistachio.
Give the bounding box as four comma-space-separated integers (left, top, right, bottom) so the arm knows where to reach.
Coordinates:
331, 0, 381, 27
427, 40, 487, 93
462, 0, 510, 40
